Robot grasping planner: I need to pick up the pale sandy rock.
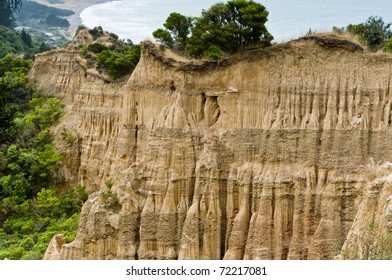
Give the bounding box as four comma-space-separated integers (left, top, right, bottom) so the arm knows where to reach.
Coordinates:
43, 234, 65, 260
33, 31, 392, 259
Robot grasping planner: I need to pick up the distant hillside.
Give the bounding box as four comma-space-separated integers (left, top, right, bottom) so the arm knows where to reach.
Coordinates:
0, 25, 47, 58
12, 1, 75, 47
16, 1, 74, 27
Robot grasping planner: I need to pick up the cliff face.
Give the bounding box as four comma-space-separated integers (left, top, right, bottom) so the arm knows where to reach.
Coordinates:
30, 33, 392, 260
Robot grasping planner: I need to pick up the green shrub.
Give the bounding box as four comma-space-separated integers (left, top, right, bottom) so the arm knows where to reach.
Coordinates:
87, 42, 109, 54
204, 45, 223, 60
0, 57, 88, 259
386, 37, 392, 52
97, 50, 133, 79
103, 181, 119, 210
153, 0, 273, 59
338, 16, 392, 51
89, 26, 104, 40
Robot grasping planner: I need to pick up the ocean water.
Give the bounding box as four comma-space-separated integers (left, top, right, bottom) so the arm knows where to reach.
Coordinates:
80, 0, 392, 43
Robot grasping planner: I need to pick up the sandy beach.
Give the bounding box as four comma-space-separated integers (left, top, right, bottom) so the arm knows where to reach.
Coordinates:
32, 0, 112, 35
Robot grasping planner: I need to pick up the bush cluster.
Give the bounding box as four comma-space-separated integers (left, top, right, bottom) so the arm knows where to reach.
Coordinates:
334, 16, 392, 52
153, 0, 273, 59
0, 55, 88, 259
80, 33, 141, 80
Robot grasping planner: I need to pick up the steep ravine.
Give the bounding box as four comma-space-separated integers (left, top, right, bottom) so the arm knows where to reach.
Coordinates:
30, 32, 392, 260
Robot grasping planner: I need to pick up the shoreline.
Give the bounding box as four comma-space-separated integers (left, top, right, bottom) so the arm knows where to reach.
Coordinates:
32, 0, 113, 37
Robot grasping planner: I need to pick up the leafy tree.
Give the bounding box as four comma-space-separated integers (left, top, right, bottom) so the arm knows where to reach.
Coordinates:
20, 29, 33, 49
227, 0, 273, 46
344, 16, 392, 51
0, 0, 22, 28
87, 42, 109, 54
0, 26, 41, 57
386, 38, 392, 53
0, 185, 87, 259
153, 0, 273, 59
0, 54, 87, 260
97, 51, 133, 79
0, 56, 34, 145
162, 12, 193, 50
95, 43, 140, 79
0, 26, 25, 57
78, 29, 140, 79
152, 28, 174, 48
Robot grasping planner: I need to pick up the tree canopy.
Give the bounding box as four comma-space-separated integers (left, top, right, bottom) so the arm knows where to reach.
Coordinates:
335, 16, 392, 51
153, 0, 273, 59
0, 0, 21, 27
0, 0, 22, 11
0, 54, 87, 260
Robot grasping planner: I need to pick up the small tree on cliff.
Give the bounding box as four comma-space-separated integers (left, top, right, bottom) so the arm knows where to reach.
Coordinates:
337, 16, 392, 51
153, 0, 273, 59
153, 12, 193, 51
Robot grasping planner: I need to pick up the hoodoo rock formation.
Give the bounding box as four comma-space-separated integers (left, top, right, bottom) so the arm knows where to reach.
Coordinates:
30, 31, 392, 260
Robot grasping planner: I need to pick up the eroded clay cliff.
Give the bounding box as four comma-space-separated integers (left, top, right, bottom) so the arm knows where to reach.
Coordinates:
30, 32, 392, 260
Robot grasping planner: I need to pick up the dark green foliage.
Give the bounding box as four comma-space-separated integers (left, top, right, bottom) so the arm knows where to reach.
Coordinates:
163, 12, 193, 50
0, 26, 25, 58
337, 16, 392, 51
153, 0, 273, 59
78, 28, 140, 79
45, 14, 70, 28
20, 29, 33, 48
87, 42, 109, 54
0, 54, 86, 260
95, 41, 140, 79
97, 50, 132, 79
0, 92, 63, 201
0, 4, 16, 28
89, 26, 104, 41
347, 16, 392, 50
0, 185, 87, 259
0, 136, 63, 200
0, 54, 32, 76
0, 25, 48, 58
152, 28, 174, 48
0, 55, 34, 145
38, 42, 51, 53
103, 181, 119, 211
204, 45, 223, 60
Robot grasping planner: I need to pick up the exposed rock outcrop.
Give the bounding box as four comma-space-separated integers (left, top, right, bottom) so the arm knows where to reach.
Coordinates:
33, 32, 392, 260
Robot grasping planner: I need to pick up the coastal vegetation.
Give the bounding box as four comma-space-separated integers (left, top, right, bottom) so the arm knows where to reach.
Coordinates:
153, 0, 273, 60
78, 27, 141, 80
0, 55, 88, 259
334, 16, 392, 52
16, 1, 74, 28
0, 25, 51, 58
15, 1, 74, 47
1, 0, 73, 48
